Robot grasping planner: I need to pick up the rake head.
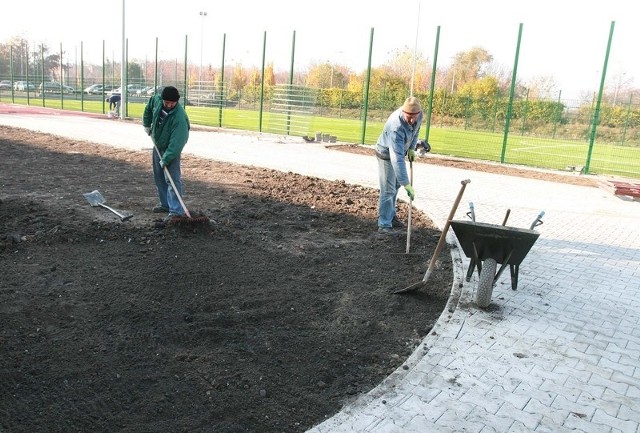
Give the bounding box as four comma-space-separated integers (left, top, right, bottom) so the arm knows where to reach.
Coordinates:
164, 211, 213, 228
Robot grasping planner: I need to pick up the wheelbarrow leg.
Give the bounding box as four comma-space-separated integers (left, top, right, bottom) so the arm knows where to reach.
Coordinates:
493, 250, 513, 286
466, 258, 476, 282
510, 264, 519, 290
470, 242, 482, 280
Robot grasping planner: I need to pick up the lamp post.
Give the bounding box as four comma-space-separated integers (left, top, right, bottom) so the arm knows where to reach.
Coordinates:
199, 11, 207, 99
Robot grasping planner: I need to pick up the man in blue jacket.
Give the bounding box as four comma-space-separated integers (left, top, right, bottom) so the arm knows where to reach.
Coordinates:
375, 96, 423, 234
142, 86, 190, 223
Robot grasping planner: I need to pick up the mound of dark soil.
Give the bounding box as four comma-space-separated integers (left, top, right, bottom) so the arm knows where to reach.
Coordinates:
0, 126, 452, 433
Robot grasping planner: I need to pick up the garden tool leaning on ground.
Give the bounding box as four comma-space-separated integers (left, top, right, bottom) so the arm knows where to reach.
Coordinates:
405, 159, 414, 254
394, 178, 471, 294
405, 140, 431, 254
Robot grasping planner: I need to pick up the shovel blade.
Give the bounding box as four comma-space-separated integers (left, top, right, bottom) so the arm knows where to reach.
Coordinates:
83, 190, 105, 207
393, 280, 427, 294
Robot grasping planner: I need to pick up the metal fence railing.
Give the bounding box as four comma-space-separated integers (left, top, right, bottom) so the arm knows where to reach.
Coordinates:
1, 21, 638, 179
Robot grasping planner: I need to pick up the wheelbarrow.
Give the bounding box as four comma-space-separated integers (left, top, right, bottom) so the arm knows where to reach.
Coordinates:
450, 205, 544, 308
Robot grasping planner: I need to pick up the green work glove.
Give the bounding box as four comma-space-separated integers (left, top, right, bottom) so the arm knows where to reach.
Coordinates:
404, 184, 415, 201
408, 149, 416, 162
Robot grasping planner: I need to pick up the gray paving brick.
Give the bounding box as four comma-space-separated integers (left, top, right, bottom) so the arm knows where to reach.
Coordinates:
495, 401, 543, 429
617, 404, 640, 425
563, 412, 616, 432
535, 416, 587, 433
459, 388, 504, 415
524, 398, 568, 427
589, 372, 630, 395
599, 357, 636, 376
592, 408, 639, 433
601, 387, 640, 411
468, 407, 516, 432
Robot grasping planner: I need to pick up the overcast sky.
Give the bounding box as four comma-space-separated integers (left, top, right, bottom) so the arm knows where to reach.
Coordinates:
2, 0, 636, 99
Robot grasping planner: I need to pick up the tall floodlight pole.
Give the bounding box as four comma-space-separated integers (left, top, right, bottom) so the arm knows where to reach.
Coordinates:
199, 11, 207, 99
410, 0, 421, 96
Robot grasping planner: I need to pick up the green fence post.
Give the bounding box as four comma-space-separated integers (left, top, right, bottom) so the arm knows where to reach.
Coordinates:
552, 90, 562, 139
500, 23, 523, 163
463, 93, 471, 130
258, 31, 266, 133
10, 46, 15, 103
360, 28, 374, 144
81, 42, 85, 112
424, 25, 440, 143
183, 35, 188, 108
491, 93, 499, 133
154, 37, 158, 91
520, 88, 530, 135
621, 94, 632, 144
286, 30, 296, 136
218, 34, 226, 128
26, 48, 30, 105
40, 45, 45, 107
124, 38, 129, 118
585, 21, 615, 174
60, 43, 64, 109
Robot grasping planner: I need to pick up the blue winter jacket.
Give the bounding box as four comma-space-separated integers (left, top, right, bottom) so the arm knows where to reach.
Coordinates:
375, 107, 423, 186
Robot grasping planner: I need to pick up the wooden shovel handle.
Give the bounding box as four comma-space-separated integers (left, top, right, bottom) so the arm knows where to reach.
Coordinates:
422, 179, 470, 282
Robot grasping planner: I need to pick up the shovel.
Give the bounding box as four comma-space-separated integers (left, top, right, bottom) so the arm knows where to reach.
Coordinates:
394, 179, 470, 294
405, 160, 414, 254
83, 190, 133, 221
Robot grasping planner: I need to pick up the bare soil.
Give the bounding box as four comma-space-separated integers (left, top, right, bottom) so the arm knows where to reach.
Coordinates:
0, 121, 601, 432
1, 126, 454, 433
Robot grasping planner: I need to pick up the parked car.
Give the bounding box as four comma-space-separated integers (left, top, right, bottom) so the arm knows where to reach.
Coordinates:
146, 85, 164, 96
38, 82, 76, 94
39, 82, 61, 93
126, 84, 146, 96
136, 86, 153, 97
14, 81, 36, 91
84, 84, 102, 94
84, 84, 116, 95
0, 80, 12, 90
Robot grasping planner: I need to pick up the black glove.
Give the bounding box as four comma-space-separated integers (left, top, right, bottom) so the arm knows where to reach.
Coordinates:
417, 140, 431, 153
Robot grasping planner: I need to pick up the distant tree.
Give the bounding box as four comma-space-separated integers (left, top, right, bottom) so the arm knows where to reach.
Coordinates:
127, 62, 143, 84
264, 63, 275, 86
231, 64, 247, 92
525, 75, 559, 99
305, 62, 333, 88
447, 46, 493, 92
248, 67, 261, 87
382, 47, 430, 93
459, 76, 500, 100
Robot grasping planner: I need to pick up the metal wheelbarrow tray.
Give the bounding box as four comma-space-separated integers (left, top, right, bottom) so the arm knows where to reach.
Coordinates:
450, 219, 541, 308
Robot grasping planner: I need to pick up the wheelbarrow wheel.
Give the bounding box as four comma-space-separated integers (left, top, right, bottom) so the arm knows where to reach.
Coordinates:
476, 258, 497, 308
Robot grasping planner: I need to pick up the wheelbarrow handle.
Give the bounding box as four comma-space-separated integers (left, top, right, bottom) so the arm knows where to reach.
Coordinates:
529, 211, 545, 230
466, 202, 475, 222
